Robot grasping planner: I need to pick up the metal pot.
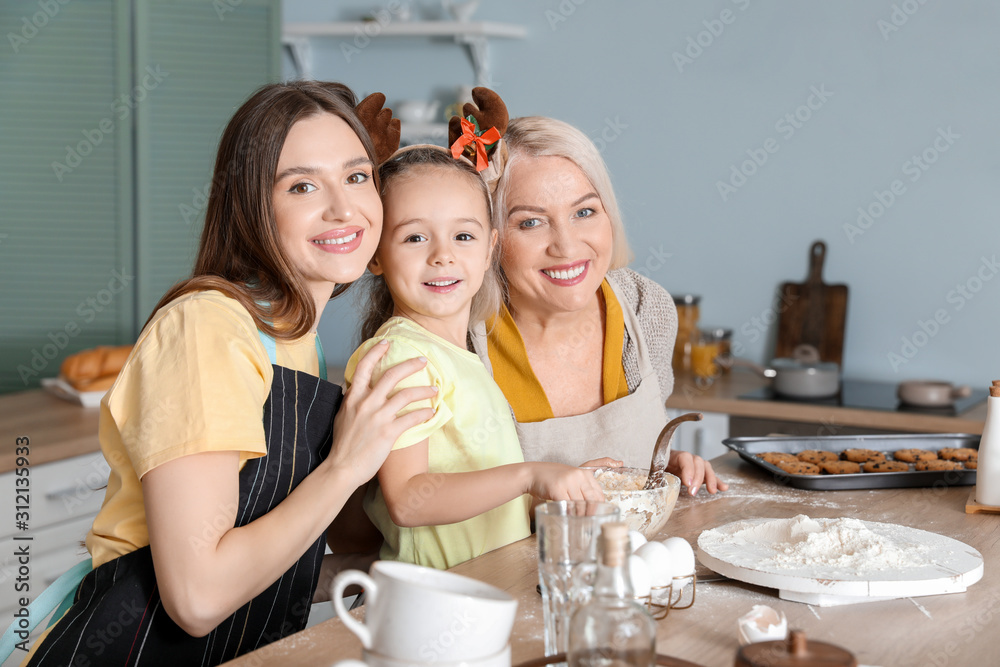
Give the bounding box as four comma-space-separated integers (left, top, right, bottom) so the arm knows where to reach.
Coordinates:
766, 357, 841, 399
897, 380, 971, 407
733, 345, 841, 399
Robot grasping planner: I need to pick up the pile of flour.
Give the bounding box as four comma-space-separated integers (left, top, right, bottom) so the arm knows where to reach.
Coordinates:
700, 514, 930, 573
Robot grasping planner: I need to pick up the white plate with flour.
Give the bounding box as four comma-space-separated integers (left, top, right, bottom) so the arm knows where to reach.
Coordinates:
697, 515, 983, 606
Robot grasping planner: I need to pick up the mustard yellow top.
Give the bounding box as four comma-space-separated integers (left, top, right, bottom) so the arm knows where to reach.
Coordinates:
345, 317, 531, 570
487, 279, 630, 423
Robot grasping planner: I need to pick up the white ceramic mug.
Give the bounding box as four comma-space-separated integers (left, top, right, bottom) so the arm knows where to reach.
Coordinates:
331, 561, 516, 662
331, 644, 511, 667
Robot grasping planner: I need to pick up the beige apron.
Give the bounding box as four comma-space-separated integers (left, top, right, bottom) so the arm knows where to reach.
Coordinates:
471, 278, 667, 470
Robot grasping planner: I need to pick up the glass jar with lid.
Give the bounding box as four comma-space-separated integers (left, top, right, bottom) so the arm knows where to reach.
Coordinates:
672, 295, 700, 376
691, 327, 733, 379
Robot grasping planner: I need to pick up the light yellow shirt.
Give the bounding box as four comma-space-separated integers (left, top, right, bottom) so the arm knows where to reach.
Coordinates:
345, 317, 531, 570
85, 290, 321, 568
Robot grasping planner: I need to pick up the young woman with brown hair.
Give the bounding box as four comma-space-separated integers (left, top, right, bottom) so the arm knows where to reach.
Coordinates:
17, 81, 436, 666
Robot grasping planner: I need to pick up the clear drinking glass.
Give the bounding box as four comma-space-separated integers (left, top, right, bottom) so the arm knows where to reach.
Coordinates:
535, 500, 621, 658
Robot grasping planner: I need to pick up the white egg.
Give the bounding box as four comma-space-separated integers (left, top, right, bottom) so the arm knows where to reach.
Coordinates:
627, 554, 652, 598
628, 530, 647, 553
634, 540, 674, 587
662, 537, 695, 588
737, 605, 788, 645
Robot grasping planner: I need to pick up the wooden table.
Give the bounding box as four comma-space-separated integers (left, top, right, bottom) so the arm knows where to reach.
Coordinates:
225, 452, 1000, 667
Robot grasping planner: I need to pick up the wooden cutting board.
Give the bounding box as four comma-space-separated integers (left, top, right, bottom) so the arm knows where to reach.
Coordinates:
697, 517, 984, 607
775, 240, 848, 364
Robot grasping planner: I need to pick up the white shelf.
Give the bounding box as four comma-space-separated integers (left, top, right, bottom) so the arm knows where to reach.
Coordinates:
284, 21, 527, 39
281, 20, 526, 84
399, 122, 449, 147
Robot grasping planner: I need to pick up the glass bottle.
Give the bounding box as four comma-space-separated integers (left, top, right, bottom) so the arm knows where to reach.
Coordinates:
568, 522, 656, 667
975, 381, 1000, 506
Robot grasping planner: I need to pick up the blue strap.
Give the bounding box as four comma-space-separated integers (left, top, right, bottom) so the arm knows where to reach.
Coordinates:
257, 330, 327, 382
0, 558, 92, 660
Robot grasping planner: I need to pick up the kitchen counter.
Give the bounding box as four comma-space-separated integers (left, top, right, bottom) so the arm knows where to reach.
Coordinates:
0, 389, 103, 473
0, 371, 985, 473
223, 452, 1000, 667
667, 372, 987, 435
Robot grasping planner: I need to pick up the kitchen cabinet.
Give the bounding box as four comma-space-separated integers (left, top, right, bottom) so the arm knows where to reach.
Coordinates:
0, 452, 106, 664
664, 408, 730, 460
0, 0, 281, 394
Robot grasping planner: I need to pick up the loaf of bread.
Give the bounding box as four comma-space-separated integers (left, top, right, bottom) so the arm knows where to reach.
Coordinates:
60, 345, 133, 392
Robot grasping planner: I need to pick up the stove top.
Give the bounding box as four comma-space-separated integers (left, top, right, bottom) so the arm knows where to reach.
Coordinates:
738, 379, 988, 417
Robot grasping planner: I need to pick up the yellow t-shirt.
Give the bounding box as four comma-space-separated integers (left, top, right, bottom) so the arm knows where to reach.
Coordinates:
85, 290, 322, 568
487, 279, 630, 423
344, 317, 531, 570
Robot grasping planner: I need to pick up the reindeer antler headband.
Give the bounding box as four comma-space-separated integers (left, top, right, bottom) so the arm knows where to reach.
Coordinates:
356, 87, 509, 192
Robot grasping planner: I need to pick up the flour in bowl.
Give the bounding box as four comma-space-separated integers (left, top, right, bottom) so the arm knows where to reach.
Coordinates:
594, 468, 646, 491
700, 514, 930, 573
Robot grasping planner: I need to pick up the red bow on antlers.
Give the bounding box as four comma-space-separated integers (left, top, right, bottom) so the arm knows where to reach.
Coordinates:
450, 117, 501, 172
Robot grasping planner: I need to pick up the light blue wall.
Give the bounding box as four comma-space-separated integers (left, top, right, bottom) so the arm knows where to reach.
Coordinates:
293, 0, 1000, 388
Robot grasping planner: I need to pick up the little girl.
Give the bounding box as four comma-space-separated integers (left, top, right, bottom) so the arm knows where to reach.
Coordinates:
345, 146, 605, 570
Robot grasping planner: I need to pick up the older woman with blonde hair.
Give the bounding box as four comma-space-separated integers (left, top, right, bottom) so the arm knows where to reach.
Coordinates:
472, 115, 726, 495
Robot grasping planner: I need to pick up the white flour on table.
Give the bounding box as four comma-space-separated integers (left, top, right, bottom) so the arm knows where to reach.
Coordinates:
700, 514, 930, 574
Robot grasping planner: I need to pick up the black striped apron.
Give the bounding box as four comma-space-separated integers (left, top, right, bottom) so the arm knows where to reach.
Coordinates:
27, 345, 341, 666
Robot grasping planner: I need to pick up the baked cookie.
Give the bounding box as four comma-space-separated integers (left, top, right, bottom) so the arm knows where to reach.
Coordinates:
797, 450, 839, 464
863, 460, 909, 473
842, 449, 886, 463
758, 452, 798, 465
966, 460, 978, 470
916, 459, 963, 471
893, 448, 937, 463
775, 460, 821, 476
821, 461, 861, 475
938, 447, 978, 462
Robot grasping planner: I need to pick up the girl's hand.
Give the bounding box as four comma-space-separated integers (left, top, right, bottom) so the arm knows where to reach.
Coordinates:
328, 341, 438, 486
579, 457, 623, 468
526, 462, 605, 502
667, 450, 728, 496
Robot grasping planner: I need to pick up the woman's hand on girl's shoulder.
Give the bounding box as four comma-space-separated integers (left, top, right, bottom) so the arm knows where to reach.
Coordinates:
328, 341, 438, 486
667, 450, 728, 496
524, 462, 605, 502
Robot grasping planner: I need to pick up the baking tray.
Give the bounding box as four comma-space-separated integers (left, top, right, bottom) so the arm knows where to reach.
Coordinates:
723, 433, 980, 490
